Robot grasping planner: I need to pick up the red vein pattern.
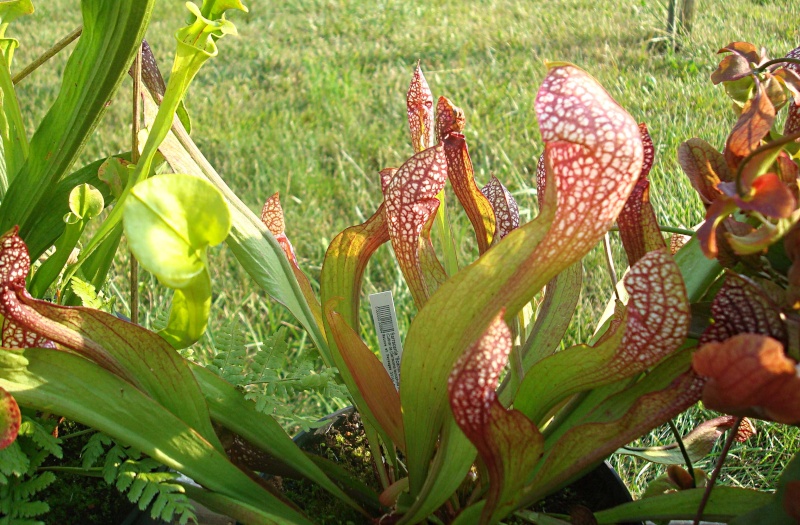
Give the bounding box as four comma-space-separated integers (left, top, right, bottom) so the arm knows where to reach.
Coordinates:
678, 138, 730, 205
699, 272, 787, 346
617, 123, 666, 265
534, 65, 643, 268
384, 144, 449, 307
407, 65, 434, 153
618, 249, 689, 367
448, 312, 543, 523
449, 314, 509, 432
480, 176, 519, 242
0, 227, 55, 349
379, 168, 398, 194
261, 193, 324, 330
260, 192, 297, 265
0, 229, 129, 380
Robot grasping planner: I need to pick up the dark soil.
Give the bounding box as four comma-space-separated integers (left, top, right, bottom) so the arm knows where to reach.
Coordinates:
281, 408, 641, 525
282, 408, 382, 524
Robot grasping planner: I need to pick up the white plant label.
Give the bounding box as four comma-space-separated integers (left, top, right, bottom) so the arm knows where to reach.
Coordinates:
368, 291, 403, 390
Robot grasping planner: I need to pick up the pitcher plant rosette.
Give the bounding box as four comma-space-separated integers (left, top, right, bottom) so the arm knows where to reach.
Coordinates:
0, 0, 798, 523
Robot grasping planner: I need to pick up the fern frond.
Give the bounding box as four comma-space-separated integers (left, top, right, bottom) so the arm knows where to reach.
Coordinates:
206, 318, 248, 384
81, 432, 112, 469
112, 459, 197, 524
248, 329, 288, 384
69, 276, 115, 311
14, 472, 56, 501
7, 499, 49, 519
19, 420, 61, 460
102, 443, 129, 485
0, 442, 29, 480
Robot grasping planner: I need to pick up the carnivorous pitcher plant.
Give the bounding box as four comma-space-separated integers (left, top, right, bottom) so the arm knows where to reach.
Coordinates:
0, 1, 797, 523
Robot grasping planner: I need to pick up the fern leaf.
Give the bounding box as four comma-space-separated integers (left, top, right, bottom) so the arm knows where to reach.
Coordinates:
103, 444, 128, 485
15, 472, 56, 500
69, 276, 115, 311
0, 442, 29, 479
207, 318, 248, 384
9, 499, 49, 519
81, 432, 112, 469
19, 420, 61, 460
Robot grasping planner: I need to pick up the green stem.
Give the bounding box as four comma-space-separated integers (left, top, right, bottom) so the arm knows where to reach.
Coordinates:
692, 417, 741, 525
602, 233, 620, 301
38, 466, 104, 478
434, 189, 459, 276
508, 315, 525, 391
59, 427, 95, 441
130, 44, 143, 324
755, 57, 800, 73
12, 26, 82, 85
668, 419, 695, 488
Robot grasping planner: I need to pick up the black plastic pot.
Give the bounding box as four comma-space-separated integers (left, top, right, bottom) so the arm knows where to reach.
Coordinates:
556, 461, 644, 525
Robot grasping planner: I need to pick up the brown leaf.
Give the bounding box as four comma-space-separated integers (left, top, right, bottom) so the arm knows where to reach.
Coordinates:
693, 334, 800, 424
696, 197, 739, 258
725, 83, 776, 167
718, 42, 762, 64
435, 96, 465, 142
711, 42, 762, 85
678, 138, 730, 205
733, 172, 797, 219
715, 218, 756, 268
711, 54, 754, 85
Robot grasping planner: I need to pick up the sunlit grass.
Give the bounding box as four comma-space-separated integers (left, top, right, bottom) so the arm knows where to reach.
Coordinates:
12, 0, 800, 497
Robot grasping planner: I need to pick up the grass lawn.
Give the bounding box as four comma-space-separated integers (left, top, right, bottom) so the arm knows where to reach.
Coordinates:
12, 0, 800, 497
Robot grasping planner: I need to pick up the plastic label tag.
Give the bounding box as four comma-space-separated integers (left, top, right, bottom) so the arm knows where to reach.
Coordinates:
368, 291, 403, 389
